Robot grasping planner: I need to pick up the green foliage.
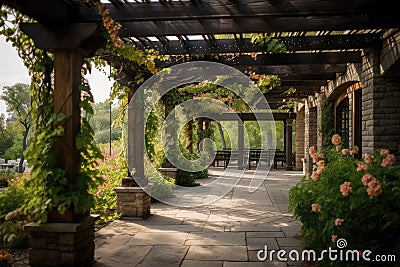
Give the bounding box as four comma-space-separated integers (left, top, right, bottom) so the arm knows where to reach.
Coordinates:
146, 167, 175, 201
0, 82, 32, 171
89, 101, 122, 145
175, 169, 208, 187
175, 169, 198, 187
90, 143, 124, 225
175, 152, 208, 188
23, 84, 104, 223
250, 34, 287, 53
289, 136, 400, 266
0, 83, 31, 126
0, 115, 12, 158
321, 99, 335, 148
3, 122, 23, 161
0, 175, 31, 248
0, 169, 20, 187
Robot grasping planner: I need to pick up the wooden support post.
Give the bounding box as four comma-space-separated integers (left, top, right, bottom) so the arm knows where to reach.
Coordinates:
238, 120, 244, 170
128, 88, 147, 185
285, 119, 294, 170
283, 120, 287, 153
54, 49, 83, 184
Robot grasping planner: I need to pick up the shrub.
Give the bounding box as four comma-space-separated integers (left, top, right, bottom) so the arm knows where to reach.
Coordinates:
146, 167, 175, 201
90, 144, 124, 226
0, 169, 22, 188
0, 175, 31, 249
289, 134, 400, 266
175, 169, 208, 187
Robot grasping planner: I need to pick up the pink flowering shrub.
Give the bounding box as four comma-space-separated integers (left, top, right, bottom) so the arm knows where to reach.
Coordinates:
90, 143, 125, 225
289, 135, 400, 265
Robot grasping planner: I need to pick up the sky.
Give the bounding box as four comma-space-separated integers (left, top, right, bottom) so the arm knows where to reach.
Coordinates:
0, 36, 114, 117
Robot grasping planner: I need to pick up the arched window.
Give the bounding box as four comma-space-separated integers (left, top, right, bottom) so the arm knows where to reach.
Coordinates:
336, 96, 350, 147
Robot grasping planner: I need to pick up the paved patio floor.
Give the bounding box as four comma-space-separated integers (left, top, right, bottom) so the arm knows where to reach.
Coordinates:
93, 168, 305, 267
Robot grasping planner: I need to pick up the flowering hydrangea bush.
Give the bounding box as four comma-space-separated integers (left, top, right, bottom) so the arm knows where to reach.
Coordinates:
289, 134, 400, 265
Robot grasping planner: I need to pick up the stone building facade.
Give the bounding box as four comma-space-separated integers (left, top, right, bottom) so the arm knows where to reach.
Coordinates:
297, 30, 400, 173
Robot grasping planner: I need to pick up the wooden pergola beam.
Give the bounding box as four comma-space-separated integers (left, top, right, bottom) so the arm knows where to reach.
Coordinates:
237, 64, 347, 75
209, 112, 296, 121
118, 17, 396, 37
70, 0, 396, 22
157, 52, 361, 68
132, 34, 381, 55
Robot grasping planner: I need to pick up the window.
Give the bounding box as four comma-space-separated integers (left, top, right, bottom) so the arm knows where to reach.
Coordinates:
336, 97, 350, 147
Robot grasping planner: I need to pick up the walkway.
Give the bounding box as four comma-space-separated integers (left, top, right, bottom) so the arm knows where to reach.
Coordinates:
93, 168, 304, 267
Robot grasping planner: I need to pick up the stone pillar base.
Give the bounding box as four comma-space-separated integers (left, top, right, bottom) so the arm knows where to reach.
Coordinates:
115, 184, 153, 219
157, 167, 178, 179
23, 215, 97, 267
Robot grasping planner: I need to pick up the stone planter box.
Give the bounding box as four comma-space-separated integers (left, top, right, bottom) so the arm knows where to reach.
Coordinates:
158, 167, 178, 179
24, 215, 98, 267
114, 183, 153, 219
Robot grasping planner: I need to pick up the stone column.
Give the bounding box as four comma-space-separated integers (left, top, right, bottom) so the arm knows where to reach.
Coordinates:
285, 119, 293, 170
361, 48, 400, 160
295, 107, 305, 172
117, 85, 152, 218
304, 103, 318, 172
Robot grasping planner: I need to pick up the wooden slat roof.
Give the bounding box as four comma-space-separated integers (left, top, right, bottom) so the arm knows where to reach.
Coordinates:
1, 0, 399, 106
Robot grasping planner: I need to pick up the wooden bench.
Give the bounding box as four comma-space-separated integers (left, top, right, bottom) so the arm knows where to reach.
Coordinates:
213, 150, 231, 168
273, 151, 286, 169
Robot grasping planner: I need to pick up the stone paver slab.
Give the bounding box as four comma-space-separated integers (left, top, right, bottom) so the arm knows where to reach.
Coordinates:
186, 232, 246, 246
246, 232, 285, 238
94, 245, 152, 266
223, 261, 287, 267
137, 245, 189, 267
276, 237, 302, 247
246, 237, 279, 251
181, 260, 223, 267
186, 246, 248, 261
129, 232, 189, 245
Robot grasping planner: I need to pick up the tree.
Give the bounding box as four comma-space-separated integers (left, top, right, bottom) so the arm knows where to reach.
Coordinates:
0, 114, 13, 156
89, 100, 121, 145
1, 83, 32, 172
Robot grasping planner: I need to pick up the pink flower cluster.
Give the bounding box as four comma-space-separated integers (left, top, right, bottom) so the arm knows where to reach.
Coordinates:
356, 161, 369, 172
364, 153, 374, 164
309, 146, 324, 164
380, 150, 396, 168
335, 218, 344, 226
340, 181, 352, 196
308, 146, 325, 181
311, 203, 321, 212
331, 134, 341, 145
361, 173, 382, 197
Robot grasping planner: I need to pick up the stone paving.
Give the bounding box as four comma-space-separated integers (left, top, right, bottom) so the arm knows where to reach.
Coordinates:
93, 168, 305, 267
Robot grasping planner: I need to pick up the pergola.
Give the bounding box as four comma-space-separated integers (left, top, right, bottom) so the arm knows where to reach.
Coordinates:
3, 0, 396, 172
1, 1, 399, 265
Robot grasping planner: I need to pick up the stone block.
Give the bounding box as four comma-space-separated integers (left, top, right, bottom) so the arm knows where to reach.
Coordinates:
29, 237, 48, 249
29, 249, 60, 267
24, 215, 96, 266
58, 233, 76, 245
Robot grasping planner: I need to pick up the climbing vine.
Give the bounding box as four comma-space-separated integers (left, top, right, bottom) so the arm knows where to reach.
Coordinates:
0, 4, 158, 222
320, 98, 335, 148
